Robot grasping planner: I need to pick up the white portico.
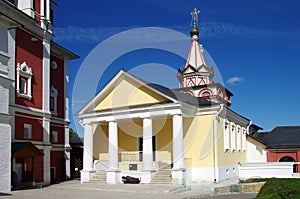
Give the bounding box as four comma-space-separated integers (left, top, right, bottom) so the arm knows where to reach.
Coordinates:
78, 71, 190, 184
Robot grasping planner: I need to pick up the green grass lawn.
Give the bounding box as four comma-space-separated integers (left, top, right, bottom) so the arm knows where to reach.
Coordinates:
255, 178, 300, 199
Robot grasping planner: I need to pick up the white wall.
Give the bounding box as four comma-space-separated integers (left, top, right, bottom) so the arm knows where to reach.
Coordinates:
218, 165, 239, 182
239, 162, 298, 179
186, 165, 240, 184
247, 139, 267, 163
186, 167, 215, 184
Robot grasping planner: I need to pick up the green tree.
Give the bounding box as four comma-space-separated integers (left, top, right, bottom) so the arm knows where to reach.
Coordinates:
69, 128, 80, 138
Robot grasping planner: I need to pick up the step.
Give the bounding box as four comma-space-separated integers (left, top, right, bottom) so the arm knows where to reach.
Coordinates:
151, 165, 172, 184
90, 171, 107, 183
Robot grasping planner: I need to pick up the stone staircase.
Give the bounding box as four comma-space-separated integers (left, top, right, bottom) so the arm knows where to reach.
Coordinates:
150, 163, 172, 184
89, 170, 106, 183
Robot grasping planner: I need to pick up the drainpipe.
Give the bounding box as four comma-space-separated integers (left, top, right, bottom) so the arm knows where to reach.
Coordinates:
213, 104, 224, 183
247, 121, 252, 135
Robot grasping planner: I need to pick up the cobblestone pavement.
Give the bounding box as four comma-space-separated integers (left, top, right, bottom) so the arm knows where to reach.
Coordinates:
1, 180, 257, 199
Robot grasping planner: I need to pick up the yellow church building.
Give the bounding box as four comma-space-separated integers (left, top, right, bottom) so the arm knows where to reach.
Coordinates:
77, 8, 251, 185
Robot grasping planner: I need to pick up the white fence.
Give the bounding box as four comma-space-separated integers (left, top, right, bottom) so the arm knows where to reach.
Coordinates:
239, 162, 300, 179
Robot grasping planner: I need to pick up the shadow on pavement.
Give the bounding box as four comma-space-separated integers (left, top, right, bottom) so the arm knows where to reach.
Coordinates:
0, 192, 12, 196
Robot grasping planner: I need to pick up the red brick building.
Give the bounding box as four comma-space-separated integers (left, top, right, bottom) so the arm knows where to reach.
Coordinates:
0, 0, 78, 190
250, 126, 300, 173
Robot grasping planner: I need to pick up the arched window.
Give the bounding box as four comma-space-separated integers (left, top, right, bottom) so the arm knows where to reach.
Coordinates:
202, 92, 210, 96
279, 156, 295, 162
16, 62, 32, 100
50, 85, 58, 115
200, 90, 212, 97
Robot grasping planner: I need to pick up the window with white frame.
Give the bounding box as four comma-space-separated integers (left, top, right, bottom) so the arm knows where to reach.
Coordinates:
237, 125, 241, 151
50, 85, 58, 115
242, 127, 247, 152
16, 62, 32, 100
224, 120, 230, 152
231, 122, 236, 152
52, 131, 58, 142
20, 78, 27, 94
24, 124, 32, 139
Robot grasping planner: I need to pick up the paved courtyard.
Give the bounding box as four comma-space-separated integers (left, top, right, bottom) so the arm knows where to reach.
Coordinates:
1, 180, 257, 199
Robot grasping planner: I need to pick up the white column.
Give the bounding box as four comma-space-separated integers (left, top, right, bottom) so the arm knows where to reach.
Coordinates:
108, 121, 118, 170
64, 125, 71, 180
0, 121, 12, 193
46, 0, 50, 20
142, 117, 154, 171
81, 123, 95, 183
63, 58, 69, 122
42, 38, 51, 186
172, 114, 184, 169
172, 114, 186, 185
64, 57, 71, 180
107, 121, 120, 184
42, 39, 50, 114
83, 123, 93, 170
17, 0, 34, 18
43, 145, 51, 185
40, 0, 45, 17
43, 116, 51, 185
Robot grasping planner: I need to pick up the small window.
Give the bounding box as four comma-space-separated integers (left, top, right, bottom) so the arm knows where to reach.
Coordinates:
50, 85, 58, 115
16, 62, 32, 100
50, 96, 55, 111
237, 125, 241, 152
231, 123, 236, 152
202, 92, 210, 97
20, 78, 27, 94
224, 120, 230, 152
52, 131, 58, 142
24, 124, 32, 139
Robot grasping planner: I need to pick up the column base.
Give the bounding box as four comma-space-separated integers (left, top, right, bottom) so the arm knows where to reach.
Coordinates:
80, 169, 96, 183
172, 168, 186, 186
140, 170, 155, 183
106, 170, 121, 184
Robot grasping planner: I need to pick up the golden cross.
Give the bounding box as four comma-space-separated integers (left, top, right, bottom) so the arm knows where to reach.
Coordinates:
191, 8, 200, 27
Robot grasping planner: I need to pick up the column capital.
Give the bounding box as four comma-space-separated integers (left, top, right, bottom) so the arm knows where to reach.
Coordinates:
169, 109, 182, 116
140, 113, 151, 119
106, 118, 116, 123
81, 120, 93, 126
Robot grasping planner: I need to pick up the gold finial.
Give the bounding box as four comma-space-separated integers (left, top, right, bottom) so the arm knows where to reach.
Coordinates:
191, 8, 200, 27
190, 8, 200, 36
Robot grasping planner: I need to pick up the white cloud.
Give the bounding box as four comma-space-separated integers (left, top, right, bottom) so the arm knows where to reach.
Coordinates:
53, 22, 300, 43
227, 76, 244, 85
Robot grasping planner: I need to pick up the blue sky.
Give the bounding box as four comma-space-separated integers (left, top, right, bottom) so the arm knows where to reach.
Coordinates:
53, 0, 300, 137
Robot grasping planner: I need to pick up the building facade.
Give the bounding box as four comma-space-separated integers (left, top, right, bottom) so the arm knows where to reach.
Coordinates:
250, 126, 300, 173
77, 9, 252, 185
0, 0, 78, 192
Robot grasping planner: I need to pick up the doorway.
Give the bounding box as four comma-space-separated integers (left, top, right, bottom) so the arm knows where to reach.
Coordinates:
138, 136, 156, 161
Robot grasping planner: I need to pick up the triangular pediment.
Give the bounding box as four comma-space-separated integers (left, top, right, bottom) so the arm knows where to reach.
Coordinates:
78, 70, 174, 114
182, 65, 197, 74
197, 64, 209, 73
197, 65, 214, 76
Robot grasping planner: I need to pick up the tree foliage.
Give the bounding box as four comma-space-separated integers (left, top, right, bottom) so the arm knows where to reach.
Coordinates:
69, 128, 80, 138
